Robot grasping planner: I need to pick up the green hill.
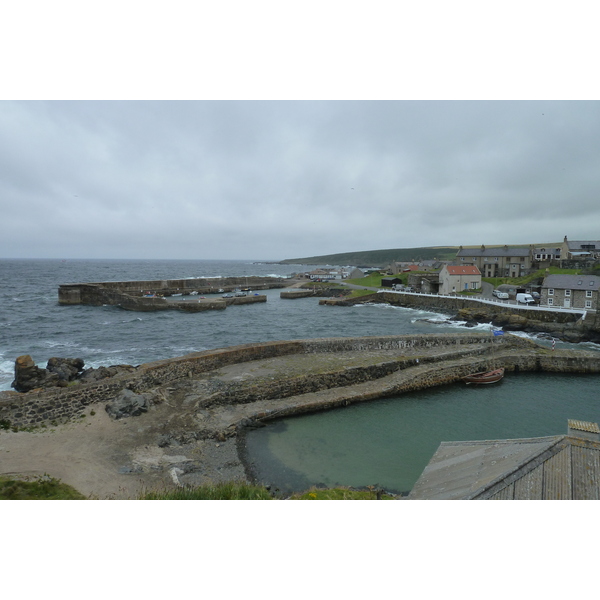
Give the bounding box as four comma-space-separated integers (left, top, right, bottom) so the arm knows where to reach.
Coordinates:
280, 247, 459, 267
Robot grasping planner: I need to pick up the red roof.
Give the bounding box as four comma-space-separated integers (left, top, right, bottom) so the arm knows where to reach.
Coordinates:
446, 266, 481, 275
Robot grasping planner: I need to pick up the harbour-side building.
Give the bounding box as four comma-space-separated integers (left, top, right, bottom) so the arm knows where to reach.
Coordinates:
439, 265, 481, 295
540, 274, 600, 310
455, 245, 532, 278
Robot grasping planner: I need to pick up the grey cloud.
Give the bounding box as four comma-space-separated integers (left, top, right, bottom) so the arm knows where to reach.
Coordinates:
1, 100, 600, 260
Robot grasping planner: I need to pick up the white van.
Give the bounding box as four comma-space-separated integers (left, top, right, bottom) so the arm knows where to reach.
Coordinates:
516, 293, 535, 305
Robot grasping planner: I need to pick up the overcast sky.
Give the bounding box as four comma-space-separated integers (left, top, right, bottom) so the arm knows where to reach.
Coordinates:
2, 100, 599, 261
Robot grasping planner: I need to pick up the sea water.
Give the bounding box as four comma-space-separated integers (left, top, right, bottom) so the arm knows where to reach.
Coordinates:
0, 258, 508, 390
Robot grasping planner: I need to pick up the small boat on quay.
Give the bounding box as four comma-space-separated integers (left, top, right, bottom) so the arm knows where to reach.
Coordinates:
462, 368, 504, 385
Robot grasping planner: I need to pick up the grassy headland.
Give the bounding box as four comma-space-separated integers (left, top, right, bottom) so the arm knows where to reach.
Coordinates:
280, 247, 458, 267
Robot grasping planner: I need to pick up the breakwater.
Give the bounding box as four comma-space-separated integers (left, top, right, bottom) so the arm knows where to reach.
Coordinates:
2, 333, 600, 430
58, 276, 282, 311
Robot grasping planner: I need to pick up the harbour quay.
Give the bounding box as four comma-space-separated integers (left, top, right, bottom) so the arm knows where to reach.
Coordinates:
57, 276, 287, 312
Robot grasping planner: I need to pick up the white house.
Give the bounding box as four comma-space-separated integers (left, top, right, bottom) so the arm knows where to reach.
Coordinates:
439, 265, 482, 295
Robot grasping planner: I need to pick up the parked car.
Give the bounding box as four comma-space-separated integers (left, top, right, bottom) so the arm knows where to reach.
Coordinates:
492, 290, 509, 299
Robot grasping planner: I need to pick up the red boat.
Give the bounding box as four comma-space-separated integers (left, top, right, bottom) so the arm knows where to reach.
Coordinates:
462, 367, 504, 385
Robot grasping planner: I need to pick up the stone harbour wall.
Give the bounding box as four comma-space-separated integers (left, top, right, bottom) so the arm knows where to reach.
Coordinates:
1, 333, 599, 429
58, 277, 288, 306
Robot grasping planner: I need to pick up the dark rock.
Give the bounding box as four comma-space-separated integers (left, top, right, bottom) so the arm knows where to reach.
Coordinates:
105, 389, 149, 419
79, 364, 136, 383
11, 355, 60, 392
46, 357, 85, 382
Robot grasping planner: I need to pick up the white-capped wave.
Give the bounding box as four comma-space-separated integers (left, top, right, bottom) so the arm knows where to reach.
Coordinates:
41, 340, 80, 349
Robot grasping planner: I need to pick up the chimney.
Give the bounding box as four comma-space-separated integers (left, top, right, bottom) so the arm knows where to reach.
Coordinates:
567, 419, 600, 442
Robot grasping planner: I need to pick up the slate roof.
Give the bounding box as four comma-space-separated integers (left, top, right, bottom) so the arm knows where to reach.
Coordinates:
542, 274, 600, 291
409, 426, 600, 500
456, 247, 530, 257
566, 240, 600, 250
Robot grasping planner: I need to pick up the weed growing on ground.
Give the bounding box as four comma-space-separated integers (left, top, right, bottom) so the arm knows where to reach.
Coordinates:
0, 475, 86, 500
290, 486, 395, 500
141, 481, 273, 500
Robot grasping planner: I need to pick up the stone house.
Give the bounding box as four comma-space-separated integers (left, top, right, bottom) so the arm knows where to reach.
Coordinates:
439, 265, 481, 295
389, 261, 444, 274
559, 236, 600, 269
560, 235, 600, 260
531, 244, 562, 268
541, 274, 600, 310
407, 273, 440, 294
348, 268, 365, 279
455, 245, 532, 278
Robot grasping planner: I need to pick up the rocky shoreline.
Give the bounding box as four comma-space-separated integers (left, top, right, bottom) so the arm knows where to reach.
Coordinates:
333, 291, 600, 344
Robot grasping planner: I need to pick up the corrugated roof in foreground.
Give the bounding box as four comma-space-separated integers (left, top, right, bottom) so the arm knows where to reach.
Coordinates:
408, 434, 600, 500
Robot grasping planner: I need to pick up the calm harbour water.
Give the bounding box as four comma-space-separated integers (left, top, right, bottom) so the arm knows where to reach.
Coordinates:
2, 258, 599, 494
244, 372, 600, 494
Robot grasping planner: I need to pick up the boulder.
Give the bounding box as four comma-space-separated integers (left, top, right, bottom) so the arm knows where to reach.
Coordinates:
11, 355, 60, 392
105, 389, 149, 419
46, 357, 85, 382
79, 364, 136, 383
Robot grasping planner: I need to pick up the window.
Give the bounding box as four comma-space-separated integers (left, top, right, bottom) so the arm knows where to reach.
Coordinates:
460, 257, 465, 261
484, 257, 488, 261
565, 289, 571, 297
548, 289, 554, 296
590, 281, 596, 286
494, 257, 499, 261
548, 298, 554, 305
586, 290, 593, 298
586, 300, 592, 308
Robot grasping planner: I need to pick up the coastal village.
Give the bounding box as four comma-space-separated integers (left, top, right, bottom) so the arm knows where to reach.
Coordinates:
300, 236, 600, 312
2, 236, 600, 501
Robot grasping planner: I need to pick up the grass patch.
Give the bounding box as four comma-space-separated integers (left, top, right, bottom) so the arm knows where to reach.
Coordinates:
345, 272, 387, 287
141, 481, 273, 500
301, 281, 346, 289
291, 487, 395, 500
483, 267, 580, 288
140, 482, 396, 500
348, 289, 379, 298
0, 475, 86, 500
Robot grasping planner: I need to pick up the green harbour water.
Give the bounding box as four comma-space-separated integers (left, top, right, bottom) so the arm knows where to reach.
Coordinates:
244, 371, 600, 494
